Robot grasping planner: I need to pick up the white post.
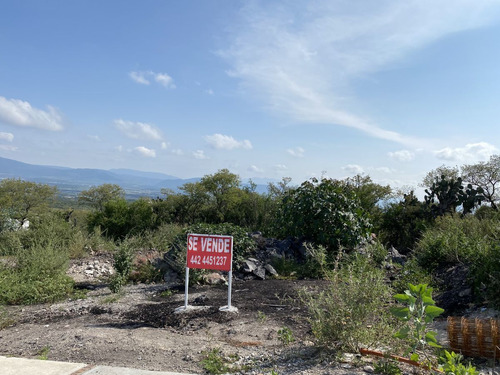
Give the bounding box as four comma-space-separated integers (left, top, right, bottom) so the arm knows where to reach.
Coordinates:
184, 267, 189, 309
227, 270, 233, 309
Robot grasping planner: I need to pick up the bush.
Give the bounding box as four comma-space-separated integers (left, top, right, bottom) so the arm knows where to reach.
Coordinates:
109, 242, 134, 293
415, 214, 499, 270
275, 178, 371, 254
0, 241, 74, 305
299, 254, 397, 352
471, 243, 500, 309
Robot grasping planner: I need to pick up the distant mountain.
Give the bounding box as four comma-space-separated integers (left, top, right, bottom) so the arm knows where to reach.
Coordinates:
0, 156, 271, 198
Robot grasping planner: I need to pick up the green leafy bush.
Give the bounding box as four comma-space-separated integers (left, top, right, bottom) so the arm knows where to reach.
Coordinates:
300, 254, 397, 352
275, 178, 371, 253
109, 242, 134, 293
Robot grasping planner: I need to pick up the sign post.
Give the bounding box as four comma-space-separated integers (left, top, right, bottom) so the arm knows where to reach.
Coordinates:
176, 233, 237, 313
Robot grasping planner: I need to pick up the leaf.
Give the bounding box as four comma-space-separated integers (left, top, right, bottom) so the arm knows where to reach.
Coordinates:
410, 353, 420, 362
395, 326, 410, 339
390, 306, 410, 320
394, 294, 410, 303
422, 295, 435, 306
425, 305, 444, 319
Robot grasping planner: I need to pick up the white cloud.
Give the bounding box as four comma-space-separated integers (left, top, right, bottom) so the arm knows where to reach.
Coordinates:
274, 164, 288, 171
221, 1, 499, 147
434, 142, 498, 161
161, 142, 169, 150
154, 73, 176, 88
88, 135, 101, 142
375, 167, 394, 174
134, 146, 156, 158
205, 133, 253, 150
342, 164, 365, 174
193, 150, 208, 159
0, 145, 17, 151
114, 119, 163, 140
129, 71, 175, 88
0, 96, 64, 131
129, 71, 150, 85
116, 145, 123, 152
0, 132, 14, 142
388, 149, 415, 161
287, 146, 305, 158
205, 89, 214, 95
171, 148, 184, 155
248, 165, 263, 173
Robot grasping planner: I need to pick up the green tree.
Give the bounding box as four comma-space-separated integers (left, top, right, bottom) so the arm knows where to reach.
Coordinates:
0, 179, 57, 227
462, 155, 500, 210
421, 165, 460, 189
78, 184, 124, 211
276, 177, 371, 252
343, 174, 392, 218
199, 169, 241, 223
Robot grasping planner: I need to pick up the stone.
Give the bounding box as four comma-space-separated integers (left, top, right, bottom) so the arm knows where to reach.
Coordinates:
202, 272, 226, 285
252, 266, 266, 280
264, 264, 278, 276
364, 365, 375, 373
243, 259, 257, 272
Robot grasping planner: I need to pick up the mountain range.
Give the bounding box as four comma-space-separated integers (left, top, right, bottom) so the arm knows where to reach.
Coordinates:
0, 156, 272, 199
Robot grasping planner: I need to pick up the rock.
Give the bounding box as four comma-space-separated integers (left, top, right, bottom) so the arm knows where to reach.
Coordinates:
388, 246, 406, 265
243, 259, 257, 273
163, 269, 180, 283
202, 272, 226, 285
364, 365, 375, 373
459, 288, 472, 297
252, 266, 266, 280
264, 264, 278, 276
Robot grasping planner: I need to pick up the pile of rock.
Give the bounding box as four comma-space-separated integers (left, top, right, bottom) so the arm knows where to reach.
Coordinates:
67, 258, 114, 283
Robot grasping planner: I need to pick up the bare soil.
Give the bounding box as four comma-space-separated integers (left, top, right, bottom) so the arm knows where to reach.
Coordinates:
0, 257, 367, 375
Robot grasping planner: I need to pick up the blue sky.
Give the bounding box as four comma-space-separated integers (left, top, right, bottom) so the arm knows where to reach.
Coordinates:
2, 0, 500, 192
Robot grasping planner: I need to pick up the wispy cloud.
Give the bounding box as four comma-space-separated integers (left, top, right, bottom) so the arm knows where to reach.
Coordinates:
248, 165, 263, 173
287, 146, 305, 158
221, 1, 499, 147
388, 149, 415, 162
0, 132, 14, 142
205, 133, 252, 150
0, 96, 64, 131
193, 150, 208, 159
434, 142, 497, 162
114, 119, 163, 140
129, 71, 176, 88
134, 146, 156, 158
0, 145, 17, 151
342, 164, 365, 174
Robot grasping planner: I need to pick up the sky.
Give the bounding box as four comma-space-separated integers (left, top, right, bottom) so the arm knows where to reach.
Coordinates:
2, 0, 500, 193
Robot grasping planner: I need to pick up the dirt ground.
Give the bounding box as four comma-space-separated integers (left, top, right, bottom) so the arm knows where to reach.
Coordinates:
0, 257, 369, 375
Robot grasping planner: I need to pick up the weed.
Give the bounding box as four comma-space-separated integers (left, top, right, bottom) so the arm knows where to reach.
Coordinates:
257, 310, 267, 323
160, 289, 175, 298
200, 348, 244, 374
374, 359, 402, 375
100, 292, 123, 304
37, 346, 50, 360
439, 350, 479, 375
277, 326, 295, 346
0, 305, 15, 330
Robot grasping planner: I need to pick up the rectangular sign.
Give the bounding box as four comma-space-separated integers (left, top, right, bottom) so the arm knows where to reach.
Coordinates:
186, 234, 233, 272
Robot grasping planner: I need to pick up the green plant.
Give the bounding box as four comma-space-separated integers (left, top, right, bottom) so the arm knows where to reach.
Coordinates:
300, 254, 397, 352
439, 350, 479, 375
390, 283, 444, 365
200, 348, 242, 374
257, 310, 267, 323
109, 242, 134, 293
0, 305, 15, 329
277, 326, 295, 345
374, 359, 402, 375
37, 345, 50, 360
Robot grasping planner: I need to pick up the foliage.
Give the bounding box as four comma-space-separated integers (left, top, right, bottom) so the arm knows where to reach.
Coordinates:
37, 345, 51, 360
0, 240, 74, 304
200, 348, 243, 374
374, 360, 402, 375
421, 165, 460, 190
78, 184, 124, 211
462, 154, 500, 210
392, 257, 433, 294
439, 350, 479, 375
390, 283, 444, 364
300, 254, 396, 352
377, 191, 432, 253
277, 326, 295, 345
470, 242, 500, 309
342, 174, 392, 220
424, 175, 484, 217
275, 177, 371, 253
415, 214, 499, 270
109, 242, 134, 293
0, 305, 15, 330
0, 178, 57, 225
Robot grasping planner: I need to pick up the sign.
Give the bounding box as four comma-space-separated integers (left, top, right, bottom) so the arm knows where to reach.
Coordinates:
175, 233, 237, 313
187, 234, 233, 272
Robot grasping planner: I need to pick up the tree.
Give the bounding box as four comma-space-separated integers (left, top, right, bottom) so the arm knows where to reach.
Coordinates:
199, 169, 241, 223
78, 184, 124, 211
421, 165, 460, 189
462, 155, 500, 210
342, 174, 392, 218
275, 177, 371, 252
0, 179, 57, 227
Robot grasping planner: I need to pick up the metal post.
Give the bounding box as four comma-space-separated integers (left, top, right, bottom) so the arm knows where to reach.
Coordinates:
184, 267, 189, 309
227, 270, 232, 309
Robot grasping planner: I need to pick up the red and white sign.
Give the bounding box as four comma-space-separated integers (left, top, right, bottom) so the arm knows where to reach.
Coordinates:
186, 234, 233, 272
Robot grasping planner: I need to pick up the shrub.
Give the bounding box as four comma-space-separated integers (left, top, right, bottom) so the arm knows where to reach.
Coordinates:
471, 243, 500, 309
109, 242, 134, 293
300, 254, 397, 352
415, 214, 499, 270
275, 178, 371, 253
